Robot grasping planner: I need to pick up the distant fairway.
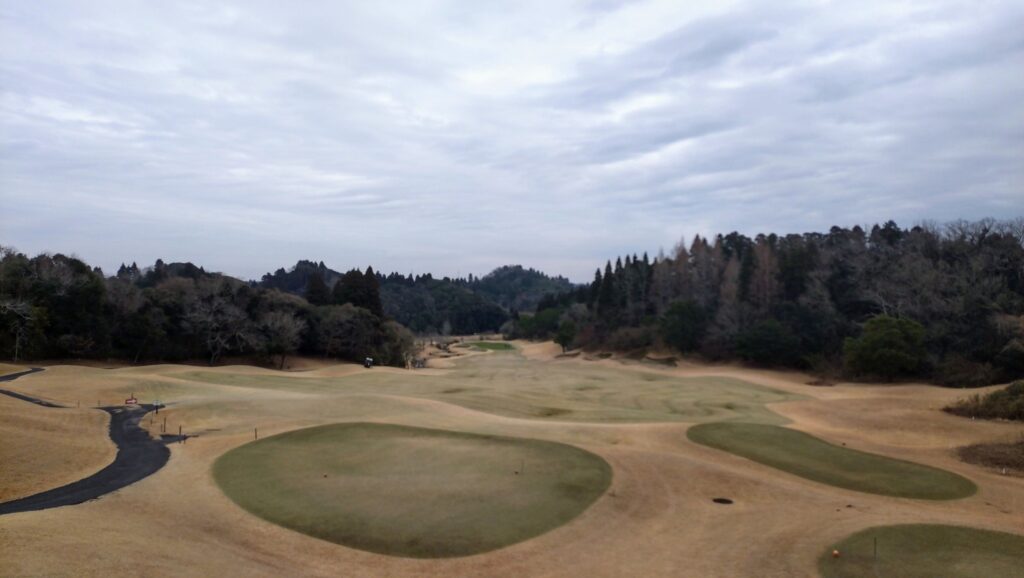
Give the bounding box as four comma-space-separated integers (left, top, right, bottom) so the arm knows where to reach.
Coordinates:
182, 353, 804, 424
471, 341, 516, 351
213, 422, 612, 558
819, 524, 1024, 577
687, 423, 976, 499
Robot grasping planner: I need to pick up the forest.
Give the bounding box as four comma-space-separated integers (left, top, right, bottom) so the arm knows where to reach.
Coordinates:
261, 261, 571, 335
510, 219, 1024, 387
0, 251, 414, 367
4, 218, 1022, 384
0, 252, 571, 367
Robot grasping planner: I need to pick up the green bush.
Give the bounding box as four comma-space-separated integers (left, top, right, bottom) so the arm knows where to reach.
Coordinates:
944, 381, 1024, 421
555, 320, 576, 352
844, 315, 926, 380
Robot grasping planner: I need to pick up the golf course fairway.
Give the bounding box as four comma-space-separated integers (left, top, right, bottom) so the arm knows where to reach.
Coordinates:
687, 423, 976, 499
213, 422, 612, 557
819, 524, 1024, 578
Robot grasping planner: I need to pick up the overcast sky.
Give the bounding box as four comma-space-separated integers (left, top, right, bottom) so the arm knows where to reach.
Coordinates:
1, 1, 1022, 282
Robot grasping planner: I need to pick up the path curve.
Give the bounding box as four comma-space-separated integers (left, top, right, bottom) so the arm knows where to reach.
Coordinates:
0, 368, 59, 406
0, 369, 171, 516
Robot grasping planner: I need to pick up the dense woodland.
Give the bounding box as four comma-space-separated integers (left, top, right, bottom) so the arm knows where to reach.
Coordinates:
0, 251, 414, 367
4, 218, 1023, 385
0, 252, 570, 367
512, 219, 1024, 387
261, 261, 570, 335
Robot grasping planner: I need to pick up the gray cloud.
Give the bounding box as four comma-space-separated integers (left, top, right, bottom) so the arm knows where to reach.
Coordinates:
1, 0, 1021, 282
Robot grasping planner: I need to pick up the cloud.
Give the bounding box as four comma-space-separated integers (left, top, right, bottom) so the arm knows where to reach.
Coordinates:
1, 0, 1021, 282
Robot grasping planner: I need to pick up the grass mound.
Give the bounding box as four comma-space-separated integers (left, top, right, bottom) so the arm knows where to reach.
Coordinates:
944, 381, 1024, 421
687, 423, 976, 499
213, 422, 611, 558
819, 524, 1024, 578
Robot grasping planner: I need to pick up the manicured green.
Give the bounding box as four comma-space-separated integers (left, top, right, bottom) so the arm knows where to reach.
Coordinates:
819, 524, 1024, 578
472, 341, 516, 351
213, 422, 612, 558
687, 423, 976, 499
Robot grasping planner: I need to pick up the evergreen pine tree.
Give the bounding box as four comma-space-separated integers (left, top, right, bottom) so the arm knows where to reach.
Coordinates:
305, 273, 331, 306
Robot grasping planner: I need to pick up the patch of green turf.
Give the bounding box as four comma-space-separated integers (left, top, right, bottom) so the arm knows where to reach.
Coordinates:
213, 422, 612, 558
819, 524, 1024, 578
472, 341, 516, 351
687, 423, 976, 499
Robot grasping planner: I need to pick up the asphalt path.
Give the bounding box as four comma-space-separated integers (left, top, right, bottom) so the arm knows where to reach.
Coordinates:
0, 368, 172, 516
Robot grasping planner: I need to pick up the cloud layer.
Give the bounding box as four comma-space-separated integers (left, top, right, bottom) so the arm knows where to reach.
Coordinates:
2, 0, 1022, 281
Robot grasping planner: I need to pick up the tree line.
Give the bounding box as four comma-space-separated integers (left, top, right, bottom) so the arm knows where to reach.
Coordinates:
261, 261, 572, 336
509, 219, 1024, 387
0, 250, 414, 367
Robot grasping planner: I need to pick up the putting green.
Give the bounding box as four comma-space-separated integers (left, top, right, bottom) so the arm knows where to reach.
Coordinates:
819, 524, 1024, 577
687, 423, 976, 499
213, 422, 612, 558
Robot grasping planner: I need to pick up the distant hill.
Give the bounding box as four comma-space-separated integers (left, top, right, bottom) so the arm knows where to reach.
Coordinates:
257, 261, 576, 334
260, 260, 341, 294
468, 265, 575, 313
117, 259, 234, 288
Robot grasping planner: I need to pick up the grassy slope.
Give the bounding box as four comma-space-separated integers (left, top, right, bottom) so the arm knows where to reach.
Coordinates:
819, 524, 1024, 578
687, 423, 976, 499
213, 422, 612, 558
182, 353, 805, 424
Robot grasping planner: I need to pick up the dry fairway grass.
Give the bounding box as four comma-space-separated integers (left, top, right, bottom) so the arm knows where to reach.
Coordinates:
0, 345, 1022, 577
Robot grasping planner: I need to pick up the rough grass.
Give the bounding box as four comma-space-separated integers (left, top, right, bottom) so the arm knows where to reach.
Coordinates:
957, 437, 1024, 475
213, 422, 612, 558
182, 354, 804, 424
472, 341, 516, 351
944, 381, 1024, 421
687, 423, 976, 499
819, 524, 1024, 578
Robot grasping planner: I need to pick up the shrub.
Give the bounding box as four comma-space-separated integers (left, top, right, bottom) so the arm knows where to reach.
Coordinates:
936, 355, 999, 388
555, 320, 576, 352
944, 381, 1024, 421
843, 315, 926, 380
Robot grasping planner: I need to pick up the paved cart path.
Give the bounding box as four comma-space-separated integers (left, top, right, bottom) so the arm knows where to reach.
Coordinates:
0, 369, 171, 516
